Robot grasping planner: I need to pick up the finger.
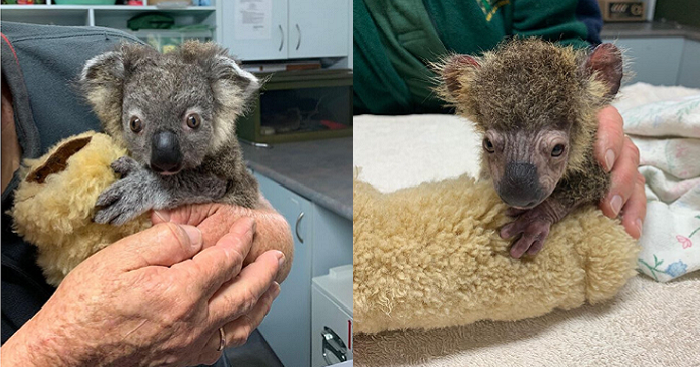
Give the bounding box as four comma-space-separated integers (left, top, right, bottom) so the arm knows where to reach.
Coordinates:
223, 282, 281, 348
595, 105, 624, 172
195, 283, 281, 364
510, 230, 538, 259
526, 239, 544, 256
103, 223, 202, 270
505, 207, 527, 217
173, 217, 256, 298
500, 217, 530, 239
600, 137, 641, 218
209, 249, 284, 325
620, 174, 647, 239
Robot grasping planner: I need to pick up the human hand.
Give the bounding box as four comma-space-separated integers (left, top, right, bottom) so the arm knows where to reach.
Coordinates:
595, 105, 647, 239
151, 199, 294, 283
1, 219, 283, 367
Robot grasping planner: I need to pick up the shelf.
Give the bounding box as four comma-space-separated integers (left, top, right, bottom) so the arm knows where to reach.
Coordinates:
0, 5, 215, 11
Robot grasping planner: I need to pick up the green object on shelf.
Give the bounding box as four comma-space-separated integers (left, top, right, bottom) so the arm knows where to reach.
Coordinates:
53, 0, 115, 4
127, 13, 174, 31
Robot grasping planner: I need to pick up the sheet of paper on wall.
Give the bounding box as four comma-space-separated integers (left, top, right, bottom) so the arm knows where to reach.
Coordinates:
234, 0, 272, 40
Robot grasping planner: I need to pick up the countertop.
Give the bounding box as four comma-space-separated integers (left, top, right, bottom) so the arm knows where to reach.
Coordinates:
602, 21, 700, 41
240, 137, 352, 221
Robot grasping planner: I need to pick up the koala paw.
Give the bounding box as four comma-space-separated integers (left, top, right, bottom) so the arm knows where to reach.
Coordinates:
111, 156, 141, 176
95, 169, 156, 226
500, 206, 554, 259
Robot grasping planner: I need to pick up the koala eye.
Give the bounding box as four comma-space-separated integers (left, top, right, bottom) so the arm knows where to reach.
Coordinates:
129, 116, 143, 133
186, 113, 201, 129
551, 144, 565, 157
483, 138, 495, 153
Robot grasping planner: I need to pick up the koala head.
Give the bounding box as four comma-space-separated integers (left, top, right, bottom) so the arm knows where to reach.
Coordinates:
437, 40, 622, 209
80, 41, 259, 175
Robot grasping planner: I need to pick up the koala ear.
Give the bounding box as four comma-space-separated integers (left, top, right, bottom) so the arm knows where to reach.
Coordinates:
80, 50, 124, 86
80, 50, 126, 141
210, 55, 260, 102
584, 43, 623, 98
440, 54, 480, 100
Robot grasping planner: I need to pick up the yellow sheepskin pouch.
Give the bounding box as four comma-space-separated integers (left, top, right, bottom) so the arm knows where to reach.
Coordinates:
11, 132, 150, 286
353, 175, 640, 334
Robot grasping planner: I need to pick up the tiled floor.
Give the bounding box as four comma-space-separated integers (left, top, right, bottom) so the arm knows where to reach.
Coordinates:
225, 329, 284, 367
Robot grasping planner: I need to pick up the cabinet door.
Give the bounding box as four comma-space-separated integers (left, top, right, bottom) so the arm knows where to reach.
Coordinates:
288, 0, 349, 59
255, 173, 313, 367
602, 37, 684, 86
221, 0, 288, 61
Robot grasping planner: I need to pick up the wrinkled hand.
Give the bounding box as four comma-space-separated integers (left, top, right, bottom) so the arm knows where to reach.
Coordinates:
94, 156, 159, 225
151, 200, 294, 283
1, 219, 283, 367
595, 106, 647, 239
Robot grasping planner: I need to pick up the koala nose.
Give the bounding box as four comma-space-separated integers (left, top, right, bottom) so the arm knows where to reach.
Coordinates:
498, 162, 545, 208
151, 130, 183, 173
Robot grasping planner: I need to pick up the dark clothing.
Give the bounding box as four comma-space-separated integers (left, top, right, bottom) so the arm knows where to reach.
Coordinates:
1, 21, 229, 367
353, 0, 604, 114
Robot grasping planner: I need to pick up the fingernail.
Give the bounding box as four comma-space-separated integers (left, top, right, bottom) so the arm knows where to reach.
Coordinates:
610, 195, 622, 216
605, 149, 615, 172
154, 210, 170, 223
181, 225, 202, 247
274, 251, 285, 267
272, 281, 281, 297
636, 218, 643, 236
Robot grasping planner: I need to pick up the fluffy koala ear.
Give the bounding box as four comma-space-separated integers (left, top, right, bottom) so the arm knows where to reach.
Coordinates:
79, 50, 126, 140
434, 54, 481, 120
439, 54, 480, 101
210, 54, 260, 103
584, 43, 623, 99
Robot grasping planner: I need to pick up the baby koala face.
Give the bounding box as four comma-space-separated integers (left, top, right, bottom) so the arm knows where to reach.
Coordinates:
121, 64, 216, 174
482, 128, 570, 209
80, 41, 260, 175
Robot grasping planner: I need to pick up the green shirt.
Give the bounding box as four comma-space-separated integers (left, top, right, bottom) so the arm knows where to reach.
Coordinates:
354, 0, 592, 114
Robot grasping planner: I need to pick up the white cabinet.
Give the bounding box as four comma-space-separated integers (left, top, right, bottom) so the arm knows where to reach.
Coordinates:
287, 0, 349, 59
255, 173, 313, 367
253, 171, 352, 367
601, 37, 685, 86
220, 0, 288, 61
219, 0, 349, 61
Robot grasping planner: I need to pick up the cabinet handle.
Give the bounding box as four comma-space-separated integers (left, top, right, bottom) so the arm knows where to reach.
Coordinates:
278, 24, 284, 52
295, 24, 301, 50
321, 326, 348, 364
295, 211, 305, 243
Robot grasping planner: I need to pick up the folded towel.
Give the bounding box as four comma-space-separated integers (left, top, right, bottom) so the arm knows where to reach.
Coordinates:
616, 90, 700, 282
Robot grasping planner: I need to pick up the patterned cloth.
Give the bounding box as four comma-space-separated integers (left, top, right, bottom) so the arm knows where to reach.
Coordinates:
617, 90, 700, 282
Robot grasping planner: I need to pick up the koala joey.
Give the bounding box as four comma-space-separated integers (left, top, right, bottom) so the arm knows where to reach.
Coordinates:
80, 41, 259, 225
438, 39, 623, 258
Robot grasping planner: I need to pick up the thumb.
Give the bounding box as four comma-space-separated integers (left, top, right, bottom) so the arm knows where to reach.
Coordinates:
105, 222, 203, 271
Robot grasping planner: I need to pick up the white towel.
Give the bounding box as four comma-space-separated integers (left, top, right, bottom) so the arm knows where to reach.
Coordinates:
615, 88, 700, 282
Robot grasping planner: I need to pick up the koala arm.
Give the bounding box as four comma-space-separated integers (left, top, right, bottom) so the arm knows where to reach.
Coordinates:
94, 156, 230, 225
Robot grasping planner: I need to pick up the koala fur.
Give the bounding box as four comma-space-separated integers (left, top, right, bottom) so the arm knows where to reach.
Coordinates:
80, 41, 260, 225
437, 39, 623, 258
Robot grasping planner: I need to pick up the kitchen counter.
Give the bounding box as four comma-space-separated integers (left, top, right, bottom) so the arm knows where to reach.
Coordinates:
602, 21, 700, 41
240, 137, 352, 221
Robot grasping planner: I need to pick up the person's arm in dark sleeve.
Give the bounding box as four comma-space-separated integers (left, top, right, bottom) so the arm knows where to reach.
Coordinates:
510, 0, 595, 48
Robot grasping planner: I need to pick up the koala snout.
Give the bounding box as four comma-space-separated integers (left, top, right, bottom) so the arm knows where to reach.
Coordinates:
498, 162, 545, 208
151, 130, 183, 173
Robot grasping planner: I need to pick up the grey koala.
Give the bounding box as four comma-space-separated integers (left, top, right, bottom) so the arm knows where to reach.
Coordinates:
80, 41, 259, 225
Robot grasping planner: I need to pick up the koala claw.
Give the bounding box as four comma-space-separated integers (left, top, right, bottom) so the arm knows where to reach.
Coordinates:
94, 168, 155, 226
111, 156, 141, 176
500, 208, 553, 259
